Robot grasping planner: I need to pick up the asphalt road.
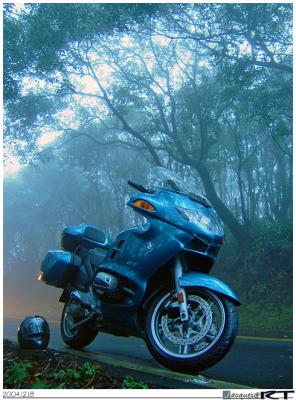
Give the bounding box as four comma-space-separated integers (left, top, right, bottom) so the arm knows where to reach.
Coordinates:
4, 318, 292, 389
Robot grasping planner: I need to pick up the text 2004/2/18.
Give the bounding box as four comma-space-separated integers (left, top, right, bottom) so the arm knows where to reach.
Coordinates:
3, 391, 34, 398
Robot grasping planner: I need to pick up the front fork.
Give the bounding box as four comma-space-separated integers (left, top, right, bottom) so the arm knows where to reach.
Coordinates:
174, 255, 189, 322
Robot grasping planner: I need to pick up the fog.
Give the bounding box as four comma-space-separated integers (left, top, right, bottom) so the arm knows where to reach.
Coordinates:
4, 143, 147, 320
4, 4, 292, 331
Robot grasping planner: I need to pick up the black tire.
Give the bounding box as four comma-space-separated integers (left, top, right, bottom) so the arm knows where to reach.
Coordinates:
60, 299, 98, 349
144, 288, 238, 374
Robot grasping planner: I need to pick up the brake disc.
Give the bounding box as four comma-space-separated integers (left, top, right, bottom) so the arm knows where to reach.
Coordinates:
161, 295, 213, 345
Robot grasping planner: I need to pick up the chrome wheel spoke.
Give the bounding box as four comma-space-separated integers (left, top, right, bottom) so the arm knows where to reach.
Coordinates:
151, 291, 226, 358
183, 345, 189, 354
205, 332, 216, 341
208, 300, 214, 309
179, 344, 189, 354
195, 313, 206, 328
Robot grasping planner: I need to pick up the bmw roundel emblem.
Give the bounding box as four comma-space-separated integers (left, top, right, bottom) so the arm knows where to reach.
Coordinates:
146, 242, 154, 251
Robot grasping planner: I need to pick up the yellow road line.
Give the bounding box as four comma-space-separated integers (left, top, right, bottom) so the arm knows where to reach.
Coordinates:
237, 335, 292, 343
35, 321, 295, 343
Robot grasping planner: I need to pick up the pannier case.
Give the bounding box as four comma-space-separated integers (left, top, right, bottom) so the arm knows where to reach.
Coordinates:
41, 250, 80, 288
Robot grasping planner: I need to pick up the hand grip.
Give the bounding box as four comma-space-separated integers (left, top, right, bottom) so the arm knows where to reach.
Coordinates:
128, 180, 153, 193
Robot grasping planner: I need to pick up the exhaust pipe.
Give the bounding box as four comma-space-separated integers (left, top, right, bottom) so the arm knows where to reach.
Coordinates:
68, 290, 99, 328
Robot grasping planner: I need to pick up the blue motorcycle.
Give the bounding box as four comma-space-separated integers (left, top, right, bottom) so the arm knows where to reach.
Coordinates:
39, 170, 240, 374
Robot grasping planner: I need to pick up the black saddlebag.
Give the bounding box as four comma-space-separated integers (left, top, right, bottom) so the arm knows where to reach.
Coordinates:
61, 224, 112, 252
40, 250, 81, 289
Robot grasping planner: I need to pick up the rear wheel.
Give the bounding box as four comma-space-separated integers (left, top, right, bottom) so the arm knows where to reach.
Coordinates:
145, 288, 237, 374
61, 299, 98, 349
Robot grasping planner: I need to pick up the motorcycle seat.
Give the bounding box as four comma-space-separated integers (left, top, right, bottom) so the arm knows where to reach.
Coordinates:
61, 223, 112, 252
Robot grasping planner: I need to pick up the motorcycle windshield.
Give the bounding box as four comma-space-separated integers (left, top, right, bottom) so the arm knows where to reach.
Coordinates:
146, 167, 212, 208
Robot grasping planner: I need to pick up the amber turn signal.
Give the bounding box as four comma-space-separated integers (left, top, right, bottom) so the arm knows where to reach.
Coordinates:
133, 200, 155, 212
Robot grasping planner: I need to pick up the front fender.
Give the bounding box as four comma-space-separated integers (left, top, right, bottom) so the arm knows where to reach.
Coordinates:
179, 272, 240, 305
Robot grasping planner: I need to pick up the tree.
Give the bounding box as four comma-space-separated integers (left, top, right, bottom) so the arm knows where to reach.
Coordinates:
4, 4, 292, 328
4, 3, 292, 241
4, 3, 164, 101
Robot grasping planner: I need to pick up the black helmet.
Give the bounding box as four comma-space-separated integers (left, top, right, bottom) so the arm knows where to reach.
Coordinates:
17, 316, 50, 349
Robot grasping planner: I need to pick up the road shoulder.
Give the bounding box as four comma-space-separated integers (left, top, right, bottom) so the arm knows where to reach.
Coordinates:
3, 338, 252, 389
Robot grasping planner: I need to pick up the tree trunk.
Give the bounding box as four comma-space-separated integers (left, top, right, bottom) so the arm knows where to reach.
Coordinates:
197, 162, 249, 242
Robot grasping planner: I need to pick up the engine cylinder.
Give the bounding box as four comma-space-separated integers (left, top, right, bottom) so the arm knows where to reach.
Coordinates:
93, 272, 119, 290
92, 272, 123, 301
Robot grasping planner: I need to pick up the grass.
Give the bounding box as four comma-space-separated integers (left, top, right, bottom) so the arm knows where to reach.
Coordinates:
3, 340, 156, 389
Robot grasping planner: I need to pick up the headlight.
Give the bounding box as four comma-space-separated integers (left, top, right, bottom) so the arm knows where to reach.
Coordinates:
177, 207, 224, 236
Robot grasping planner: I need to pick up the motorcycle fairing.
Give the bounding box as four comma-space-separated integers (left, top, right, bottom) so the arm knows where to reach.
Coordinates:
128, 188, 224, 241
96, 216, 227, 335
99, 219, 193, 311
178, 272, 241, 305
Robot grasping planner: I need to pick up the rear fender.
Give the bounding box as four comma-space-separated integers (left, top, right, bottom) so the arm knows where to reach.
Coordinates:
179, 272, 240, 305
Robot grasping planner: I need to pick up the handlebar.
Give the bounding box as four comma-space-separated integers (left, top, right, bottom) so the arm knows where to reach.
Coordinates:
128, 180, 154, 194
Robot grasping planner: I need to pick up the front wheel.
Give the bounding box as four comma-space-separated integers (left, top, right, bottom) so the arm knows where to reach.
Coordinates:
61, 299, 98, 349
145, 288, 238, 374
